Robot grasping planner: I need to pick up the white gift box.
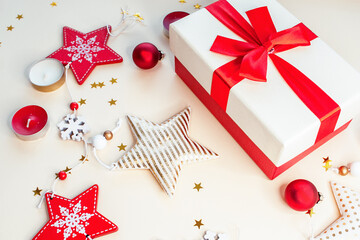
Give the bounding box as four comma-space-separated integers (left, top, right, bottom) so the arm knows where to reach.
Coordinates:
169, 0, 360, 178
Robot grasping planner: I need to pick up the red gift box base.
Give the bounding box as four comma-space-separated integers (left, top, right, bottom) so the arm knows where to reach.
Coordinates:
175, 57, 351, 179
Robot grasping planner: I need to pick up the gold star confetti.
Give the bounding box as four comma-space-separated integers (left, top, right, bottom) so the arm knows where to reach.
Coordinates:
16, 14, 23, 20
193, 183, 203, 192
64, 166, 72, 173
133, 13, 144, 22
179, 0, 186, 3
121, 9, 129, 15
50, 2, 57, 7
323, 156, 332, 171
79, 155, 89, 162
110, 78, 117, 84
0, 42, 2, 47
117, 143, 127, 151
78, 98, 86, 106
33, 187, 42, 196
98, 82, 105, 88
90, 82, 98, 88
7, 25, 14, 31
306, 208, 315, 217
194, 3, 201, 9
108, 99, 117, 106
194, 219, 204, 229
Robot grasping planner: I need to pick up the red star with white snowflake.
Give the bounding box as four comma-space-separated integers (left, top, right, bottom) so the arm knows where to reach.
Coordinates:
48, 26, 122, 85
33, 185, 118, 240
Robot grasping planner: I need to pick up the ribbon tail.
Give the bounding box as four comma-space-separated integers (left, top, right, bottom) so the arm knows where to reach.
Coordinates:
269, 54, 340, 143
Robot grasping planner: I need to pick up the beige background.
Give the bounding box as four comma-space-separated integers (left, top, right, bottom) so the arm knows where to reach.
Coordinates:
1, 0, 360, 239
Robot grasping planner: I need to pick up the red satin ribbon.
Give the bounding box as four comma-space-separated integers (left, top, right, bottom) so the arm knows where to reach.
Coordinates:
206, 1, 340, 143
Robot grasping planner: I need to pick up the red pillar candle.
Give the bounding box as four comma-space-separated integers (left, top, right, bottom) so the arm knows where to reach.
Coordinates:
11, 105, 49, 140
163, 11, 189, 38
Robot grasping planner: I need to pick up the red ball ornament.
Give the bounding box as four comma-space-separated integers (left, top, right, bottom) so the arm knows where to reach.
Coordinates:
284, 179, 319, 211
132, 42, 164, 69
70, 102, 79, 111
58, 171, 67, 180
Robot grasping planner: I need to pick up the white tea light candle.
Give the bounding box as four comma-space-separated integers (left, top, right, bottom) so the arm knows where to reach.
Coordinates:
29, 58, 65, 92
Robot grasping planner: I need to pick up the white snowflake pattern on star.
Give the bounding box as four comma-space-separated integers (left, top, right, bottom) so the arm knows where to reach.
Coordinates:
64, 35, 104, 63
57, 114, 89, 141
51, 200, 94, 240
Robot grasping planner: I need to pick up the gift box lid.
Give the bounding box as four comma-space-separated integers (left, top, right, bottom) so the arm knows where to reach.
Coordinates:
170, 0, 360, 167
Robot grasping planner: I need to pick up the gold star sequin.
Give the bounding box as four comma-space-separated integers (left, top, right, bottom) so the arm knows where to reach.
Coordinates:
115, 107, 218, 196
108, 99, 117, 106
7, 25, 14, 31
50, 2, 57, 7
90, 82, 98, 88
64, 167, 72, 173
121, 9, 129, 15
117, 143, 127, 151
98, 82, 105, 88
193, 183, 203, 192
194, 4, 201, 9
179, 0, 186, 3
16, 14, 23, 20
323, 156, 332, 171
314, 182, 360, 239
78, 98, 86, 106
110, 78, 117, 84
79, 155, 88, 162
0, 42, 2, 47
194, 219, 204, 229
33, 187, 42, 196
133, 13, 144, 22
306, 208, 315, 217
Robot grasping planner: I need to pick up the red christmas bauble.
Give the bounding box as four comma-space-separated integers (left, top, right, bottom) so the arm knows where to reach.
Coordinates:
132, 42, 163, 69
70, 102, 79, 111
58, 171, 67, 180
284, 179, 319, 211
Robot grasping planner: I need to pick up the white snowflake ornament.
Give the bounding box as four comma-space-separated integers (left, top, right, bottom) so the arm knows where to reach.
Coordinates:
57, 114, 89, 141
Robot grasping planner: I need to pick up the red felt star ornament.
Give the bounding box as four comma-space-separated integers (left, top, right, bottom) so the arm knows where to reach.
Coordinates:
33, 185, 118, 240
48, 26, 122, 85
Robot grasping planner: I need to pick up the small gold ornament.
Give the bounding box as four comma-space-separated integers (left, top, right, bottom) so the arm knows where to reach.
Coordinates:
103, 130, 113, 140
194, 219, 204, 229
338, 166, 349, 176
33, 187, 42, 196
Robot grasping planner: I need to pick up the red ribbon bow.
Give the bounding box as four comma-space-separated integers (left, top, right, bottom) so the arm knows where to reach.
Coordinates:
206, 1, 340, 143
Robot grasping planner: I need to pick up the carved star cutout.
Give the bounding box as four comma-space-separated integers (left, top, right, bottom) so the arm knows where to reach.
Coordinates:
32, 185, 118, 240
16, 14, 23, 20
193, 183, 203, 192
33, 187, 42, 196
110, 78, 117, 84
50, 2, 57, 7
7, 25, 14, 31
314, 182, 360, 239
78, 98, 86, 106
115, 107, 218, 196
108, 99, 117, 106
48, 26, 122, 85
194, 219, 204, 229
117, 144, 127, 151
98, 82, 105, 88
194, 4, 201, 9
91, 82, 98, 88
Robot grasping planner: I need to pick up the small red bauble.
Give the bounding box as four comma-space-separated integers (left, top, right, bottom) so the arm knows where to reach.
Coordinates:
58, 171, 67, 180
284, 179, 319, 211
70, 102, 79, 111
132, 42, 164, 69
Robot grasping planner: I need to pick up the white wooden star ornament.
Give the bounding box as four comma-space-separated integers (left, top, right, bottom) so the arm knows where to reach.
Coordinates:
115, 107, 218, 196
314, 182, 360, 240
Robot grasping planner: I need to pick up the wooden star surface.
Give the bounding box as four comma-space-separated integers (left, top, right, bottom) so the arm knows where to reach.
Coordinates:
98, 82, 105, 88
16, 14, 23, 20
194, 219, 204, 229
115, 107, 218, 196
110, 78, 117, 84
193, 183, 203, 192
50, 2, 57, 7
108, 99, 117, 106
7, 25, 14, 31
194, 4, 201, 9
117, 143, 127, 151
78, 98, 86, 105
33, 187, 42, 196
91, 82, 98, 88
